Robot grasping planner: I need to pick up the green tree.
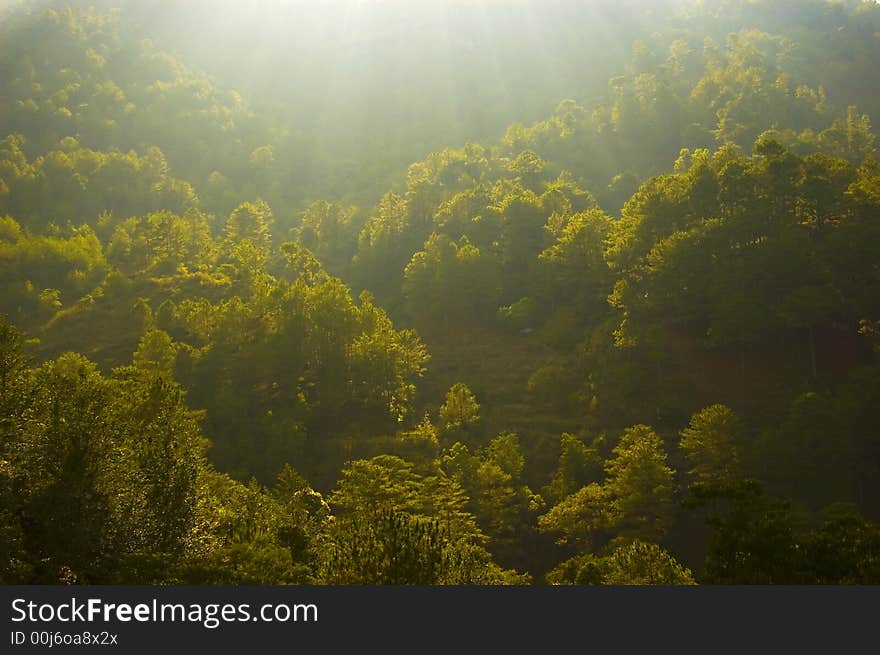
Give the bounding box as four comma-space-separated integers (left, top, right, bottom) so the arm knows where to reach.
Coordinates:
604, 425, 676, 543
544, 433, 604, 503
225, 200, 274, 254
690, 480, 798, 585
680, 404, 742, 485
132, 329, 178, 378
439, 383, 481, 435
547, 540, 695, 585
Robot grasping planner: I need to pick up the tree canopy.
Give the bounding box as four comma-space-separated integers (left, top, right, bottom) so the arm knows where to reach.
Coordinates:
2, 0, 880, 585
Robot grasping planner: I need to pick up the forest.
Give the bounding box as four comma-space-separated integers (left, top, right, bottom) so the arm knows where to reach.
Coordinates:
1, 0, 879, 585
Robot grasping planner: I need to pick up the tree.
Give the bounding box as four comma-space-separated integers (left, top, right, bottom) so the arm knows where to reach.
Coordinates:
538, 209, 614, 322
439, 383, 480, 435
604, 425, 676, 543
539, 424, 675, 548
602, 540, 695, 585
132, 329, 178, 378
538, 483, 611, 549
817, 106, 875, 163
20, 354, 119, 582
680, 404, 742, 485
320, 507, 524, 585
0, 317, 32, 582
0, 316, 30, 416
690, 480, 798, 585
403, 233, 500, 326
297, 200, 357, 277
544, 433, 604, 503
442, 434, 541, 564
798, 508, 880, 584
547, 540, 695, 585
777, 284, 844, 380
320, 508, 447, 584
329, 455, 479, 541
224, 200, 274, 254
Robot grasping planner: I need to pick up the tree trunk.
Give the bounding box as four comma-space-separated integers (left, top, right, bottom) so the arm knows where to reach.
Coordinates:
808, 325, 817, 381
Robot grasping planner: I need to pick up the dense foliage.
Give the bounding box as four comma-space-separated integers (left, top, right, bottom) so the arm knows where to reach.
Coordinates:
2, 0, 880, 585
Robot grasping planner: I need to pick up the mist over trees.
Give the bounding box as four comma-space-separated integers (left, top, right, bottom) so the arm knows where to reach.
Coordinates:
2, 0, 880, 585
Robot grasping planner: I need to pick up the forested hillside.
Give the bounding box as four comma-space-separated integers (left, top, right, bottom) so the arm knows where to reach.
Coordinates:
2, 0, 880, 585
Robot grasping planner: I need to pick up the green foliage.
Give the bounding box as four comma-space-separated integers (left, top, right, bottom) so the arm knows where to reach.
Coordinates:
2, 0, 880, 585
544, 433, 604, 504
604, 425, 676, 543
331, 455, 476, 533
224, 200, 273, 256
320, 508, 449, 585
0, 138, 196, 228
296, 200, 358, 278
0, 217, 108, 327
539, 424, 675, 548
320, 507, 525, 585
404, 233, 501, 326
322, 454, 524, 583
538, 483, 612, 550
538, 208, 614, 322
132, 328, 177, 377
441, 434, 542, 565
680, 404, 741, 484
601, 540, 695, 585
547, 540, 695, 585
688, 480, 798, 584
798, 508, 880, 584
687, 479, 880, 584
0, 336, 209, 582
439, 382, 480, 434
